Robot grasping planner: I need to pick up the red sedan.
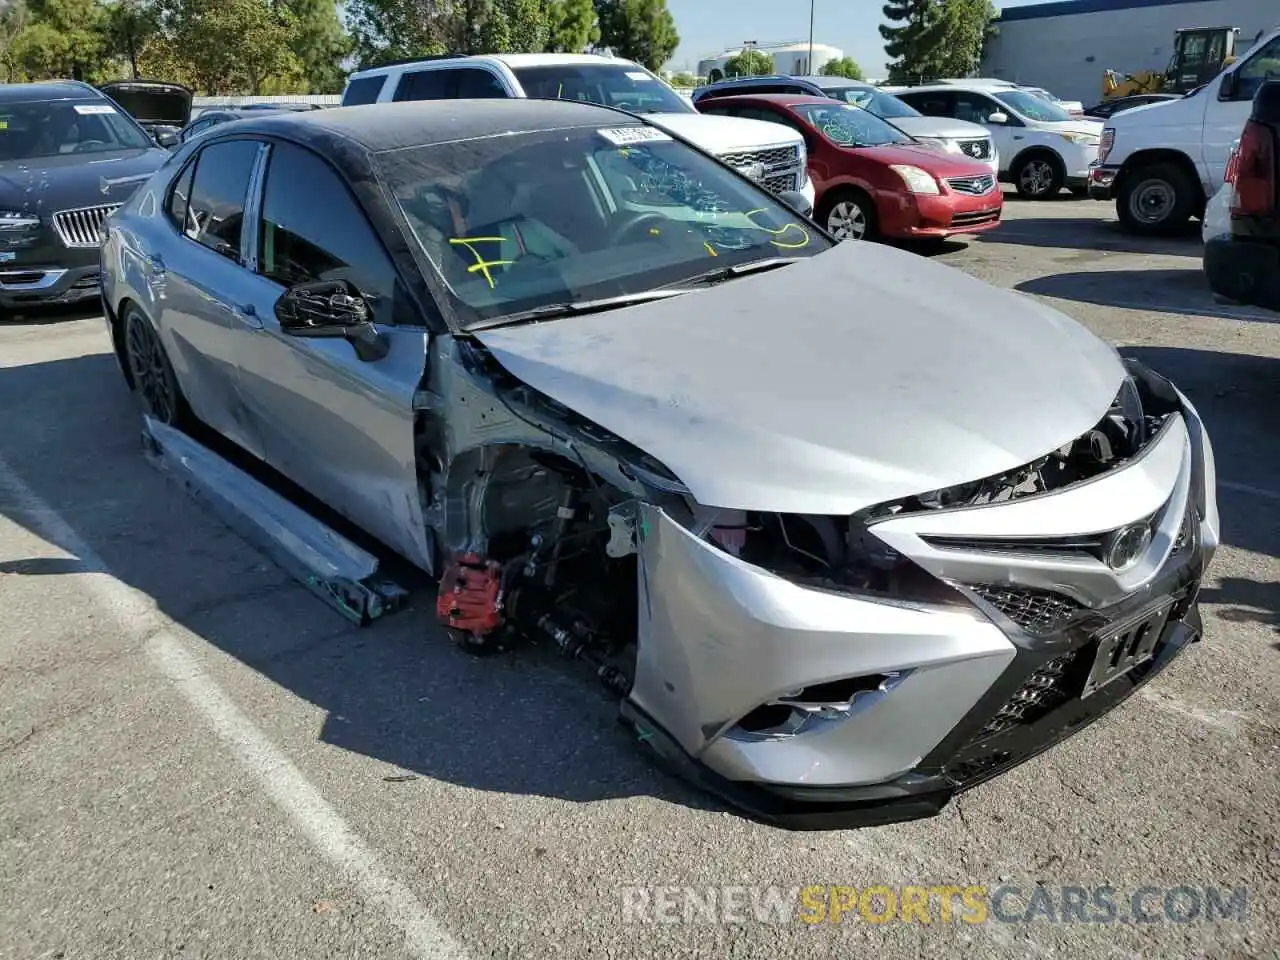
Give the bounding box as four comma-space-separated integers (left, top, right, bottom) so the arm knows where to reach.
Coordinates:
696, 93, 1004, 242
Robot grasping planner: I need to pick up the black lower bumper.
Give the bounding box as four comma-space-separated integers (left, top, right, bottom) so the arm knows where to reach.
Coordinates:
621, 604, 1201, 830
1204, 235, 1280, 312
0, 244, 101, 310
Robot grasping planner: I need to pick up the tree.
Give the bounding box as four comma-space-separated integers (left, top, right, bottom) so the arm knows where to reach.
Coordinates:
819, 56, 863, 80
879, 0, 946, 84
154, 0, 303, 95
722, 48, 771, 77
932, 0, 997, 78
0, 1, 28, 82
346, 0, 449, 66
8, 0, 106, 80
595, 0, 677, 71
669, 70, 695, 87
277, 0, 351, 93
545, 0, 597, 53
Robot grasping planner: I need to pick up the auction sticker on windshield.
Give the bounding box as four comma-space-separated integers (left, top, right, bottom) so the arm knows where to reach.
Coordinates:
597, 127, 672, 145
625, 72, 653, 81
74, 104, 117, 115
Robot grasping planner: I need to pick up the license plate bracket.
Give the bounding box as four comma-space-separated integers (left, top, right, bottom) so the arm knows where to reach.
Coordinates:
1081, 599, 1175, 699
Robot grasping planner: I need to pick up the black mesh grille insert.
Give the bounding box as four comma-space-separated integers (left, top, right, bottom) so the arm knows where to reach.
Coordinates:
969, 583, 1084, 635
971, 646, 1091, 741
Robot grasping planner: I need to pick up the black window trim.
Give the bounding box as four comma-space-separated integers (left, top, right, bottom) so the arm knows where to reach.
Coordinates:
164, 136, 264, 267
242, 135, 438, 331
163, 151, 198, 235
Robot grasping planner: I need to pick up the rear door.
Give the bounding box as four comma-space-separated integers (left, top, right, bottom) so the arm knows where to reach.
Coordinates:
231, 139, 436, 570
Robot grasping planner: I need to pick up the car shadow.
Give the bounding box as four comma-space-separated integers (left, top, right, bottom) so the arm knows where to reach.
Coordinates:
977, 216, 1203, 257
0, 351, 722, 818
1016, 267, 1280, 322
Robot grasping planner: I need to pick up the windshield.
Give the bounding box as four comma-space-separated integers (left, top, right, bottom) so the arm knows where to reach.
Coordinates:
512, 64, 693, 115
793, 102, 913, 147
826, 85, 921, 119
379, 125, 829, 327
0, 98, 153, 161
993, 90, 1073, 122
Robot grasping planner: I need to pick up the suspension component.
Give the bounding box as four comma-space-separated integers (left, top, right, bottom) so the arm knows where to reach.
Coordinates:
436, 553, 505, 634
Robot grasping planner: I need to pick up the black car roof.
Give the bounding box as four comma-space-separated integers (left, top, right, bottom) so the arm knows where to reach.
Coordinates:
206, 98, 643, 154
0, 80, 102, 103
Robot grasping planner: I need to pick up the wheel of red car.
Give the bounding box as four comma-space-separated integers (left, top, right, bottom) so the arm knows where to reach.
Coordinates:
819, 192, 877, 242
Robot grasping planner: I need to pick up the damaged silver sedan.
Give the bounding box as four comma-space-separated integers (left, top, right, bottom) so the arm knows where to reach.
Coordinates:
100, 99, 1219, 829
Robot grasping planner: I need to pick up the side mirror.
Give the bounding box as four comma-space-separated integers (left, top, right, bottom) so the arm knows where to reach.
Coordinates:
987, 111, 1009, 124
778, 189, 813, 218
156, 130, 180, 148
1218, 71, 1237, 101
275, 279, 389, 362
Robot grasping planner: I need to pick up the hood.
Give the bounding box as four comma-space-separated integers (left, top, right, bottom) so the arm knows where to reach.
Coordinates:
648, 112, 800, 154
1033, 117, 1104, 135
100, 80, 193, 126
850, 142, 997, 177
0, 148, 169, 215
887, 115, 991, 141
1105, 95, 1196, 128
474, 241, 1126, 515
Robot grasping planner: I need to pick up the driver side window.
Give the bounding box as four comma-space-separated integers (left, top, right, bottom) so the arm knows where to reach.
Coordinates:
1234, 36, 1280, 102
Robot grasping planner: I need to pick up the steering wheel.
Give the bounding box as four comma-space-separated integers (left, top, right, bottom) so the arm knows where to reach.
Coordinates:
610, 211, 672, 246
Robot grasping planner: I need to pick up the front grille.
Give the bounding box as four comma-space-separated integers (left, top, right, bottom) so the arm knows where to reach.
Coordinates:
761, 171, 799, 195
972, 647, 1091, 741
52, 204, 120, 249
946, 173, 996, 195
968, 583, 1083, 635
957, 138, 993, 161
719, 145, 800, 170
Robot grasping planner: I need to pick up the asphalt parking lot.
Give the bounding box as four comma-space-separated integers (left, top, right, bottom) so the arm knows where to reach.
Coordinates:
2, 189, 1277, 960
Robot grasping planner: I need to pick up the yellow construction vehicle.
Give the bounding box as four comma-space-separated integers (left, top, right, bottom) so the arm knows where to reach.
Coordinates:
1103, 26, 1241, 99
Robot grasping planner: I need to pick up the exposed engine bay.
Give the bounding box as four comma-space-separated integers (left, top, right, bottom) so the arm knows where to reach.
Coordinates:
426, 339, 1180, 701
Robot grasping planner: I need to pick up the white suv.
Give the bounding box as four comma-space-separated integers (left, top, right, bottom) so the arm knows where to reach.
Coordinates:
341, 53, 816, 211
892, 82, 1104, 199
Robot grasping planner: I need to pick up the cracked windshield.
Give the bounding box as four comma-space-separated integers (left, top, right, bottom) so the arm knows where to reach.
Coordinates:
382, 125, 828, 324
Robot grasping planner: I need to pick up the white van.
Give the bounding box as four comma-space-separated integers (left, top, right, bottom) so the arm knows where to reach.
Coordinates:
891, 82, 1103, 199
1088, 25, 1280, 235
341, 53, 816, 212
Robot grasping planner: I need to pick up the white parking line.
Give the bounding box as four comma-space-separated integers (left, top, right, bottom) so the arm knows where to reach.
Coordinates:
0, 455, 468, 960
1220, 480, 1280, 503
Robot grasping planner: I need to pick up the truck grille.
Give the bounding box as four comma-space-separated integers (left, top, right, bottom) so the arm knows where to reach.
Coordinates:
946, 173, 996, 195
52, 204, 120, 249
957, 138, 993, 161
719, 145, 803, 196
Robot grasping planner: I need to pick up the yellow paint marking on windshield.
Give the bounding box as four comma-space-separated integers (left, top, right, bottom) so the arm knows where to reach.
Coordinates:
744, 209, 812, 250
703, 242, 718, 256
449, 236, 513, 289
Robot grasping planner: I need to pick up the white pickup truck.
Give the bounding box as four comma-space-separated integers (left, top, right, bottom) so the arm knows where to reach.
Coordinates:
1088, 24, 1280, 235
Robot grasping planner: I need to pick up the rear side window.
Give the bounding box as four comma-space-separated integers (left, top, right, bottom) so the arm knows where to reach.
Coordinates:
394, 69, 454, 101
166, 158, 196, 233
185, 139, 261, 261
455, 68, 507, 98
342, 75, 385, 106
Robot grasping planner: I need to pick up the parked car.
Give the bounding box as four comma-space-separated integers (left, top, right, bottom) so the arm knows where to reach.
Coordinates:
893, 82, 1104, 198
1089, 25, 1280, 234
690, 75, 999, 174
98, 79, 192, 148
178, 104, 321, 145
1083, 94, 1181, 120
0, 80, 171, 310
695, 93, 1002, 242
1203, 81, 1280, 310
1018, 86, 1085, 116
340, 53, 815, 210
101, 100, 1218, 829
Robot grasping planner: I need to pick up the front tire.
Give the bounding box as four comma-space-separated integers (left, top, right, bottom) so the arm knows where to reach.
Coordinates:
1013, 152, 1064, 199
819, 191, 877, 242
123, 304, 191, 427
1116, 162, 1197, 235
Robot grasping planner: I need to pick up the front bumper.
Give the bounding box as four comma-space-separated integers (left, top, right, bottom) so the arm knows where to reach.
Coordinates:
0, 241, 101, 309
1088, 162, 1122, 200
622, 386, 1218, 829
897, 191, 1003, 238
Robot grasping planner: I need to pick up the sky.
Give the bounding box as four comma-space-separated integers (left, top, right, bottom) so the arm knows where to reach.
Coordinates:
665, 0, 1048, 78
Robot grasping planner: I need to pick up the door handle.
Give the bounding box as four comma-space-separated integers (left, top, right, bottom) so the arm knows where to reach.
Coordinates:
232, 302, 263, 329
